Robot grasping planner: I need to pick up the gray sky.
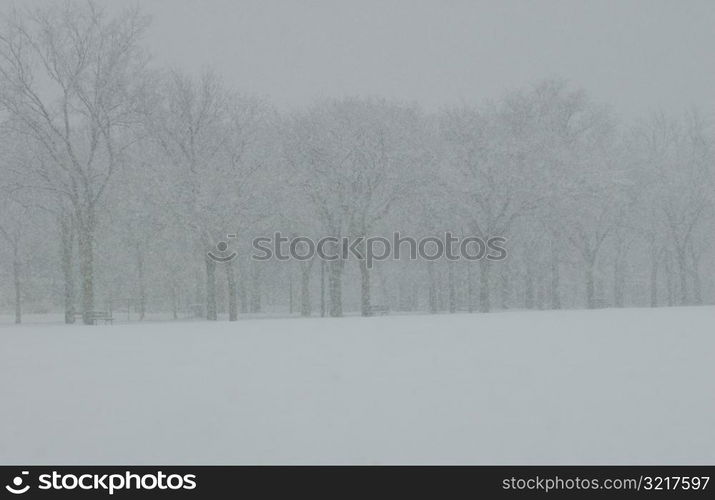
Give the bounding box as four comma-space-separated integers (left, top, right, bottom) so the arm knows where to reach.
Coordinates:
10, 0, 715, 121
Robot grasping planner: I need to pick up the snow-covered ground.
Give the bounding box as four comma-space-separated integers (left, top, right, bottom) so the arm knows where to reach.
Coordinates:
1, 306, 713, 465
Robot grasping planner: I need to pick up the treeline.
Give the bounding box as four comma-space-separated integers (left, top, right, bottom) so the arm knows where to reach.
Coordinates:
0, 2, 713, 323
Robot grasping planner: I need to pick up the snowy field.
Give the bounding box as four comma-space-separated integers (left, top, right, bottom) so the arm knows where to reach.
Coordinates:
1, 306, 713, 465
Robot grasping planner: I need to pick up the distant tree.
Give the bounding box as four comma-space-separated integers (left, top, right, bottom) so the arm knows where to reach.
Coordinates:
283, 98, 426, 316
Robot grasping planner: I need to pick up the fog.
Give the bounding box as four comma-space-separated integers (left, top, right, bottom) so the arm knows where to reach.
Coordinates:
0, 0, 713, 323
142, 0, 715, 120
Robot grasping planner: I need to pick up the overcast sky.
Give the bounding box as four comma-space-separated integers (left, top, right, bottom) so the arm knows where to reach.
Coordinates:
7, 0, 715, 122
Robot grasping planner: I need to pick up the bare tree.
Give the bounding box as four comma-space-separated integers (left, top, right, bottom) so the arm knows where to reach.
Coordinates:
0, 2, 149, 324
284, 98, 425, 316
0, 196, 31, 323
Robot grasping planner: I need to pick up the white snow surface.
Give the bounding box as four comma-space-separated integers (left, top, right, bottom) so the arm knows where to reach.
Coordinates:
1, 306, 713, 465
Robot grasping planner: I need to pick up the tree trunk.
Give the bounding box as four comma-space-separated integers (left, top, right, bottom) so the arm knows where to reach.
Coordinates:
288, 270, 294, 314
467, 262, 474, 313
194, 269, 203, 306
136, 245, 146, 320
613, 261, 624, 308
499, 269, 509, 310
60, 216, 75, 324
300, 265, 312, 317
250, 264, 262, 313
13, 255, 21, 324
478, 260, 490, 313
238, 261, 248, 314
437, 270, 444, 311
536, 274, 546, 310
612, 238, 626, 308
328, 259, 343, 317
427, 261, 437, 314
78, 222, 95, 325
320, 259, 326, 317
359, 259, 370, 316
170, 280, 179, 320
585, 262, 595, 309
524, 262, 535, 309
205, 256, 217, 320
689, 244, 703, 306
448, 261, 456, 313
227, 260, 238, 321
675, 247, 688, 305
649, 253, 658, 308
692, 267, 703, 305
664, 253, 675, 306
549, 242, 561, 310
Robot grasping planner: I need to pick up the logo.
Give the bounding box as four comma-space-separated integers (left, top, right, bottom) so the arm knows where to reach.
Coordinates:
2, 470, 198, 495
5, 471, 30, 495
207, 234, 238, 263
37, 471, 197, 494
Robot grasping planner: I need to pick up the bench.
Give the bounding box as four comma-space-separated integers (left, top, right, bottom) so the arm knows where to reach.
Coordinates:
74, 311, 114, 325
188, 303, 205, 318
365, 304, 390, 316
